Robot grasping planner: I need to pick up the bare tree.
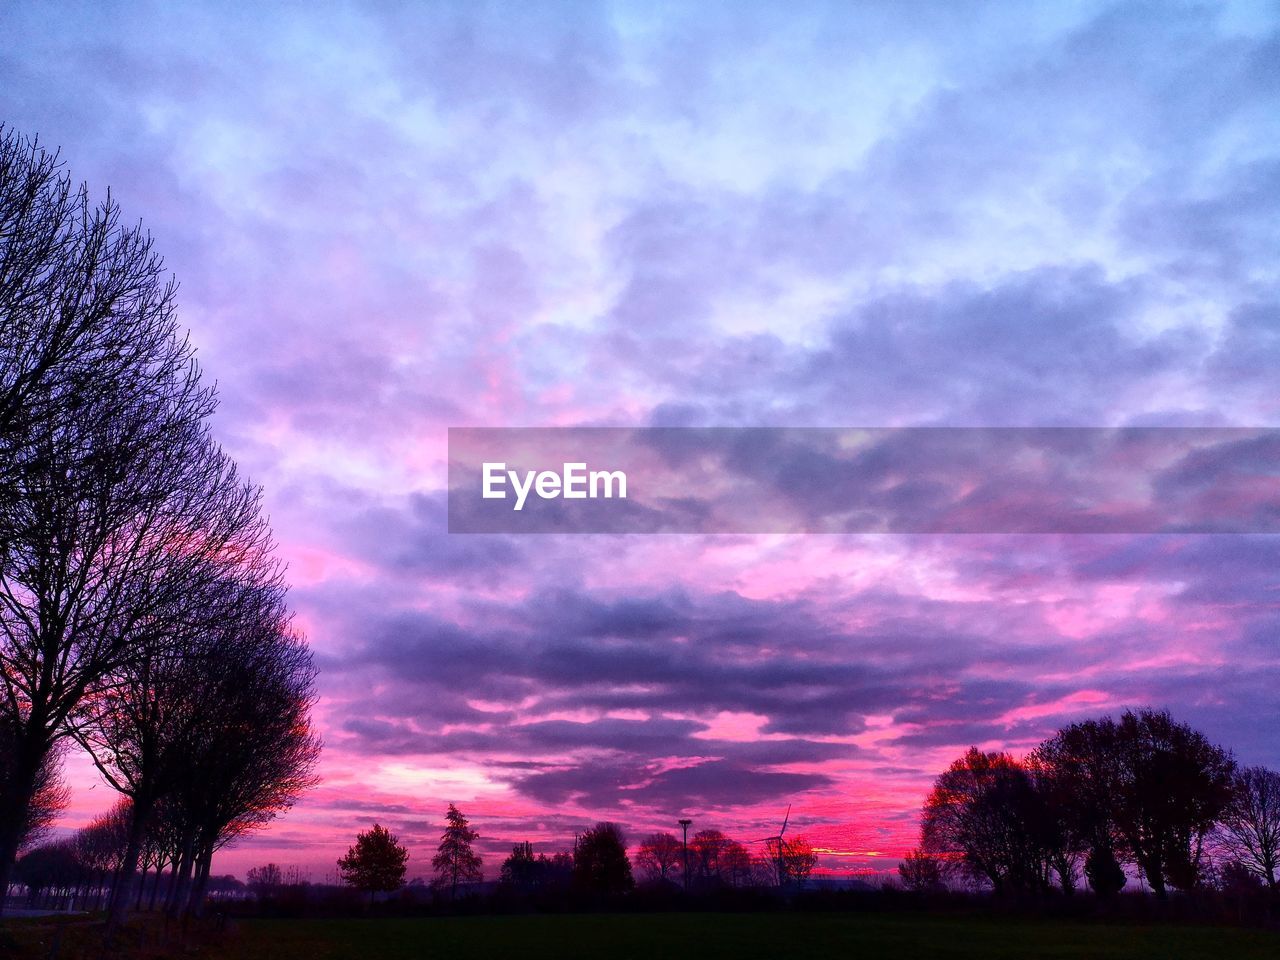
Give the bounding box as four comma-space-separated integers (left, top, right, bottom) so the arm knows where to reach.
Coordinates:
1219, 766, 1280, 892
898, 847, 944, 892
0, 126, 225, 910
74, 801, 131, 909
0, 127, 172, 449
689, 829, 729, 887
720, 839, 754, 889
764, 836, 817, 891
68, 501, 280, 929
163, 610, 321, 917
635, 832, 682, 884
246, 863, 284, 897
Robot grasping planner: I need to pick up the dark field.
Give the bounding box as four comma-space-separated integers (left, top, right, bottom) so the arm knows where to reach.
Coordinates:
212, 914, 1280, 960
8, 912, 1279, 960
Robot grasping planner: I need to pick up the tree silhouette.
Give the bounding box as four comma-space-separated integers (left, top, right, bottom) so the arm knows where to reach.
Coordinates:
498, 842, 537, 892
1033, 718, 1128, 896
770, 836, 818, 890
1083, 845, 1126, 898
74, 802, 131, 909
0, 718, 67, 853
721, 839, 754, 889
246, 863, 284, 896
338, 824, 408, 899
899, 847, 944, 892
0, 124, 240, 913
690, 829, 730, 887
1220, 765, 1280, 891
165, 616, 321, 917
921, 748, 1055, 895
14, 841, 82, 904
68, 501, 280, 930
431, 804, 483, 899
498, 841, 572, 894
1045, 709, 1235, 896
573, 822, 633, 895
635, 832, 682, 884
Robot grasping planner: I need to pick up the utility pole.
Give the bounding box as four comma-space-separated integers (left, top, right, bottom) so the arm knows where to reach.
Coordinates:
678, 818, 692, 892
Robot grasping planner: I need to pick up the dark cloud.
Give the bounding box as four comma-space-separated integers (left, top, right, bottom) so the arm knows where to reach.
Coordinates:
517, 757, 831, 811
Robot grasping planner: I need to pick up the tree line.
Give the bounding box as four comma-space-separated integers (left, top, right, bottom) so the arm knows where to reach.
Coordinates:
902, 707, 1279, 900
12, 799, 243, 913
325, 803, 820, 906
0, 126, 321, 930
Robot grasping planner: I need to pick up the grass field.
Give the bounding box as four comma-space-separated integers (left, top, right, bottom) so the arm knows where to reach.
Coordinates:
6, 912, 1280, 959
212, 913, 1280, 960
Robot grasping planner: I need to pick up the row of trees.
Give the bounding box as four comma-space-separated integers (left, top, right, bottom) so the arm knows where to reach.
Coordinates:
14, 799, 238, 912
333, 806, 818, 903
0, 126, 321, 929
634, 829, 817, 892
906, 708, 1279, 899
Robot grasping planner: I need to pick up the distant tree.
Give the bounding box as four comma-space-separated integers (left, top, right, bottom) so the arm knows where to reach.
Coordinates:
1219, 766, 1280, 892
74, 802, 132, 907
898, 848, 944, 892
545, 852, 574, 892
690, 829, 730, 886
77, 804, 130, 869
773, 836, 818, 890
246, 863, 284, 896
574, 822, 634, 895
635, 832, 682, 884
678, 829, 755, 889
14, 841, 82, 903
721, 840, 754, 889
1218, 859, 1265, 895
431, 804, 482, 899
499, 842, 538, 892
498, 842, 571, 894
338, 824, 409, 899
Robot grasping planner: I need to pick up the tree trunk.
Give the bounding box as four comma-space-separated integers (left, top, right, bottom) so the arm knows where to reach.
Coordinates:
149, 862, 165, 911
106, 793, 154, 933
187, 846, 213, 918
0, 726, 47, 919
0, 852, 13, 918
166, 840, 194, 916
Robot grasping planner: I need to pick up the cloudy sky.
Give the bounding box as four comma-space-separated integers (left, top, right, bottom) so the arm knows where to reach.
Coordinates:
1, 0, 1278, 880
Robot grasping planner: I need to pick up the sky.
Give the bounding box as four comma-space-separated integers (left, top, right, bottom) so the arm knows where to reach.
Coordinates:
1, 0, 1278, 883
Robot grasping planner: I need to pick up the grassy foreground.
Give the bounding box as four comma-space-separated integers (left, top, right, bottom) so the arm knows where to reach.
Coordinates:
5, 912, 1279, 960
215, 913, 1279, 960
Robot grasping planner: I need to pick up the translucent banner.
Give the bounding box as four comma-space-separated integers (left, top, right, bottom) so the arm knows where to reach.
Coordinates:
447, 427, 1280, 534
